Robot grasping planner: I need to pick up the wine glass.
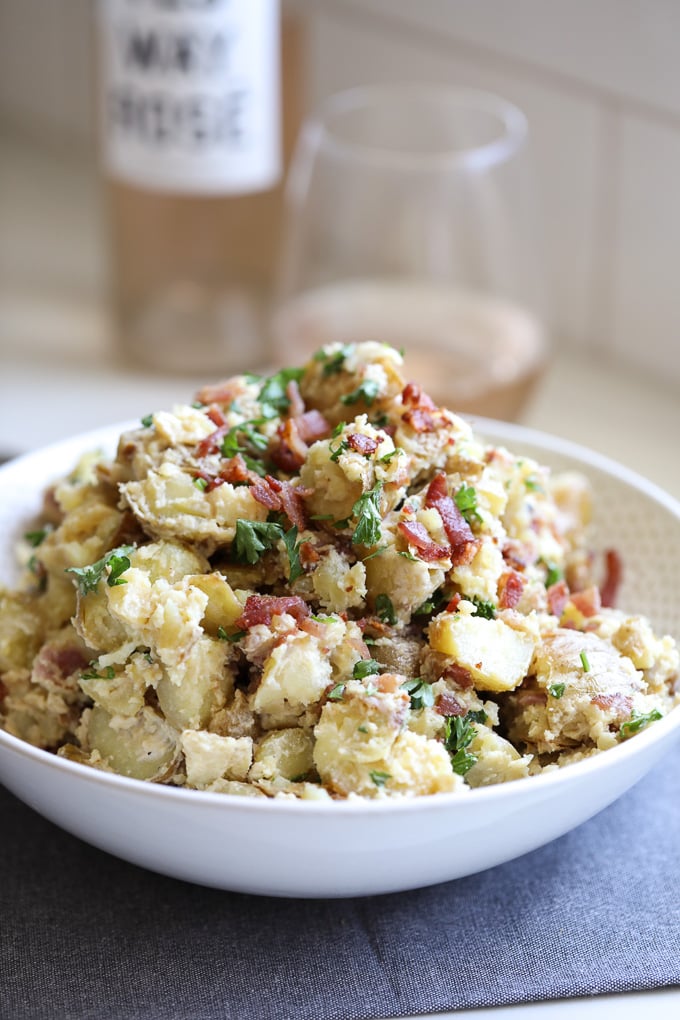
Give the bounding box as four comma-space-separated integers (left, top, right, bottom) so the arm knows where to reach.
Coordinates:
271, 84, 546, 420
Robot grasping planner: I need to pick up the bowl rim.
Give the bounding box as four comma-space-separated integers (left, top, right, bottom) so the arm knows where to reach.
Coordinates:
1, 416, 679, 817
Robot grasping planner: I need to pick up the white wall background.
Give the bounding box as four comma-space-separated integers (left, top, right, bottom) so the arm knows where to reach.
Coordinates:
1, 0, 679, 389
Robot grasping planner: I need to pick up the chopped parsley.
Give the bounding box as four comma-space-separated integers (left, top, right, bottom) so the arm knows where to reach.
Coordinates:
340, 379, 380, 407
371, 412, 390, 429
141, 414, 154, 428
328, 421, 348, 462
220, 420, 270, 462
413, 589, 446, 617
327, 683, 345, 701
455, 484, 482, 525
375, 593, 397, 626
444, 712, 486, 776
548, 682, 566, 699
258, 367, 305, 416
317, 344, 352, 377
369, 770, 391, 788
81, 665, 116, 681
351, 482, 383, 546
193, 477, 209, 491
619, 709, 663, 740
217, 626, 246, 643
362, 544, 388, 561
543, 562, 563, 588
233, 519, 302, 580
24, 527, 51, 548
380, 448, 401, 463
66, 545, 134, 596
579, 650, 591, 672
524, 476, 544, 493
353, 658, 380, 680
401, 678, 435, 711
471, 597, 496, 620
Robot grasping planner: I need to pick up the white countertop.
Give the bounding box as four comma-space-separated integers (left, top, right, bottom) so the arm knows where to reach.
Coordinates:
0, 132, 678, 1019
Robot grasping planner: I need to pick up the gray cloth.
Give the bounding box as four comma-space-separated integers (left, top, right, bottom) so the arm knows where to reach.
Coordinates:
2, 743, 680, 1020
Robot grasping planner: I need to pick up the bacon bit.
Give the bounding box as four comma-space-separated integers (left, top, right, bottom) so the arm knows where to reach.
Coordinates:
286, 379, 305, 419
299, 617, 328, 640
445, 594, 461, 613
547, 580, 570, 617
206, 405, 226, 428
570, 586, 602, 618
402, 382, 436, 410
32, 644, 90, 690
192, 469, 225, 492
250, 481, 283, 511
502, 540, 533, 570
442, 663, 474, 688
498, 570, 526, 610
219, 454, 260, 486
271, 418, 308, 473
295, 410, 331, 444
402, 407, 437, 433
436, 691, 466, 716
591, 692, 633, 716
299, 542, 320, 567
397, 520, 450, 562
514, 688, 547, 708
195, 380, 240, 405
197, 424, 229, 458
236, 595, 310, 630
266, 476, 309, 530
425, 473, 475, 559
600, 548, 623, 608
347, 433, 380, 456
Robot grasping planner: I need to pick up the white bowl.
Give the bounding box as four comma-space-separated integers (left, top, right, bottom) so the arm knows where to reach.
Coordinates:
1, 419, 679, 898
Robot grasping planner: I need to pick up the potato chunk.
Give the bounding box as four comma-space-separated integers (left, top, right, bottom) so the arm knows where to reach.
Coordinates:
181, 730, 253, 788
429, 612, 536, 691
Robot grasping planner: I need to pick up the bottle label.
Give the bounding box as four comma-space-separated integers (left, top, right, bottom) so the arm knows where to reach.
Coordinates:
98, 0, 281, 194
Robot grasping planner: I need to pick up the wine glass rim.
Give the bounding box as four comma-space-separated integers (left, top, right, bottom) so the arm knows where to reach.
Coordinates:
309, 83, 528, 172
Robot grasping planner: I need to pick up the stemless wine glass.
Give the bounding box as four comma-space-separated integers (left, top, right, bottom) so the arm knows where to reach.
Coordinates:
272, 84, 547, 419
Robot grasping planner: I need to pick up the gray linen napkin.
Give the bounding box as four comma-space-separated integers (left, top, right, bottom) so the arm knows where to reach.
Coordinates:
2, 741, 679, 1020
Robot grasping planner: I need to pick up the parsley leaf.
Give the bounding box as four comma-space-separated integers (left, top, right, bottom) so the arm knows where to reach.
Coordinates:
141, 414, 154, 428
375, 593, 397, 626
353, 658, 380, 680
548, 682, 566, 699
217, 626, 246, 643
66, 545, 134, 596
24, 527, 51, 548
258, 367, 305, 415
281, 525, 303, 583
580, 650, 591, 672
351, 481, 383, 546
233, 520, 283, 565
317, 344, 352, 377
413, 589, 446, 616
327, 683, 345, 701
369, 770, 391, 788
619, 709, 663, 740
455, 483, 482, 525
340, 379, 380, 406
543, 562, 563, 588
471, 597, 496, 619
81, 665, 116, 681
444, 713, 482, 776
401, 678, 435, 711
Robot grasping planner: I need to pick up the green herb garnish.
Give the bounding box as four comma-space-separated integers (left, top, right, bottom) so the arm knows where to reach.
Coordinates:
619, 709, 663, 740
317, 344, 352, 377
353, 658, 380, 680
81, 665, 116, 681
351, 481, 383, 546
193, 477, 208, 491
327, 683, 345, 701
444, 712, 486, 775
375, 593, 397, 626
141, 414, 154, 428
454, 483, 482, 525
66, 545, 134, 596
401, 678, 435, 711
580, 650, 591, 672
543, 562, 563, 588
340, 379, 380, 407
258, 367, 305, 416
548, 682, 566, 699
233, 520, 283, 565
471, 597, 496, 620
369, 770, 391, 788
24, 528, 50, 548
217, 626, 246, 643
281, 525, 303, 583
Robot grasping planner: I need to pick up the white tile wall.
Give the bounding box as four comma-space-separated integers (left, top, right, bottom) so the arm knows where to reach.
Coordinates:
1, 0, 680, 387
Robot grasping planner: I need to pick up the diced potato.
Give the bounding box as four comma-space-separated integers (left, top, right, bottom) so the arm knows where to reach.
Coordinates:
86, 705, 179, 781
252, 633, 332, 718
157, 637, 232, 730
184, 573, 244, 636
249, 728, 315, 782
429, 612, 535, 691
181, 730, 253, 787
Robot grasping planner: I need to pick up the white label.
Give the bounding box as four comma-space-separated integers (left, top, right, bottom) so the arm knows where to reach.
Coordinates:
98, 0, 281, 194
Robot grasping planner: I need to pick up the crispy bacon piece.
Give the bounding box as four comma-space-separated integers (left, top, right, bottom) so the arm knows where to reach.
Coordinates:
205, 405, 227, 428
299, 542, 320, 567
236, 595, 310, 630
286, 379, 305, 419
32, 643, 90, 691
445, 594, 462, 614
197, 424, 229, 458
570, 586, 601, 618
547, 580, 570, 618
425, 473, 476, 564
514, 688, 547, 708
502, 540, 533, 570
442, 662, 474, 688
498, 570, 526, 610
195, 380, 240, 406
600, 548, 623, 608
265, 476, 309, 530
397, 520, 450, 562
250, 481, 282, 512
271, 418, 308, 473
591, 692, 633, 716
296, 410, 330, 444
436, 691, 466, 716
402, 408, 437, 433
402, 382, 436, 410
347, 433, 380, 457
401, 382, 438, 433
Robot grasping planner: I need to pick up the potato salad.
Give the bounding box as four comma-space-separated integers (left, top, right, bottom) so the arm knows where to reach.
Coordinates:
1, 343, 677, 800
